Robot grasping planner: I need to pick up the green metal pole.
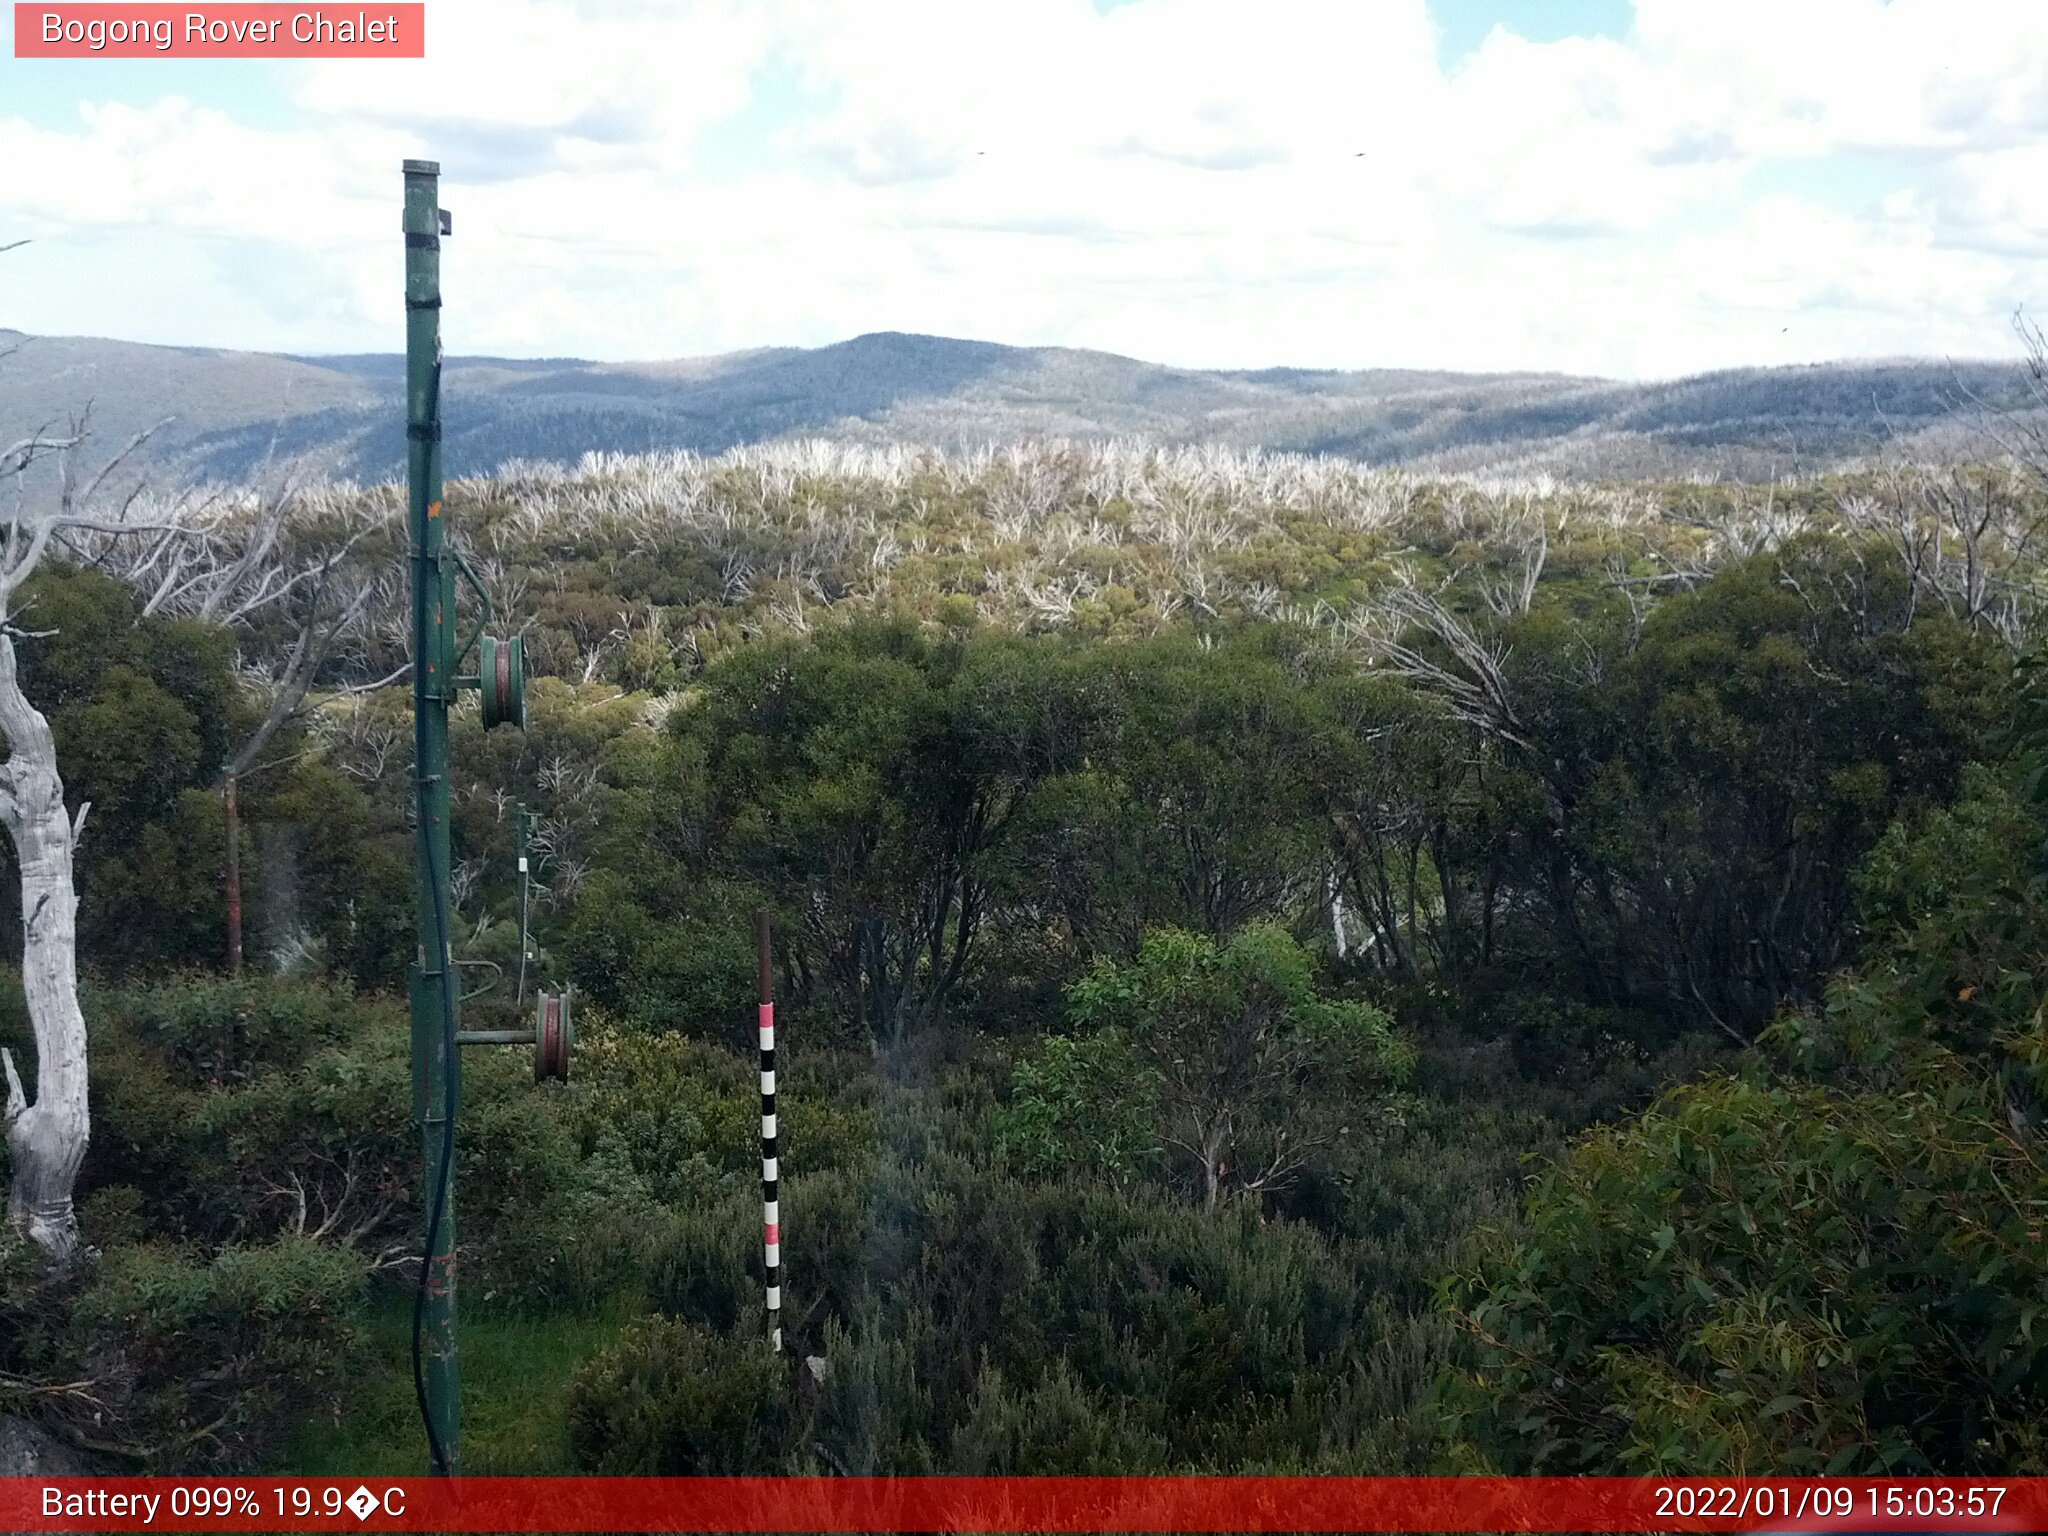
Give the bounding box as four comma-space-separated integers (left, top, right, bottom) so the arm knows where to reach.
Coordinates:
404, 157, 460, 1476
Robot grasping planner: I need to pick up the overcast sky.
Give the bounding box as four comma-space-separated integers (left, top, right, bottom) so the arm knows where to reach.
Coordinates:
2, 0, 2045, 378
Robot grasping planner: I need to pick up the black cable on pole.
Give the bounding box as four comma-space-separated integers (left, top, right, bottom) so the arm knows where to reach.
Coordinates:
411, 820, 459, 1477
410, 353, 458, 1479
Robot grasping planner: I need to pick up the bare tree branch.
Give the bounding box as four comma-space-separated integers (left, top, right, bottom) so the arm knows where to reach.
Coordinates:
1347, 573, 1538, 754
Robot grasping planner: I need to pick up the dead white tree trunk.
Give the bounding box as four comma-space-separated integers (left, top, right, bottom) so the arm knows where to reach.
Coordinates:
0, 468, 123, 1261
0, 294, 177, 1255
0, 490, 236, 1257
0, 264, 84, 1254
0, 370, 93, 1257
0, 243, 391, 1251
0, 482, 387, 1232
0, 242, 187, 1256
0, 629, 88, 1260
1326, 867, 1350, 960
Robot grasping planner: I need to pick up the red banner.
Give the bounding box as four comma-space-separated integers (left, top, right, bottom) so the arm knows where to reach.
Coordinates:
13, 4, 425, 57
2, 1476, 2044, 1532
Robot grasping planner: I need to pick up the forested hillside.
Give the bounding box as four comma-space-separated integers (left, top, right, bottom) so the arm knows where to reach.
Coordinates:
0, 437, 2043, 1475
2, 328, 2038, 503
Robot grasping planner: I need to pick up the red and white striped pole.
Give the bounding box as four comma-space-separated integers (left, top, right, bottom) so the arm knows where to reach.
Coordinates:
756, 909, 781, 1352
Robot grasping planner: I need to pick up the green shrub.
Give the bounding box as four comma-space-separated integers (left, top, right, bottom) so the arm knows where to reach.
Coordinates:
994, 1028, 1161, 1184
75, 1185, 149, 1250
564, 875, 758, 1042
953, 1360, 1167, 1473
82, 978, 591, 1298
1441, 1062, 2048, 1474
641, 1146, 1387, 1470
567, 1315, 792, 1472
570, 1022, 873, 1207
1441, 754, 2048, 1476
114, 975, 366, 1082
71, 1236, 365, 1470
1061, 925, 1411, 1208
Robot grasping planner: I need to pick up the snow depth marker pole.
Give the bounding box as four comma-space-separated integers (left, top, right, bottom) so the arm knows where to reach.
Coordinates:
758, 909, 782, 1352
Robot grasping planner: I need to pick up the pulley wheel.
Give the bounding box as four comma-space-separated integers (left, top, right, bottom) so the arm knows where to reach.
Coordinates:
480, 634, 526, 731
534, 989, 572, 1082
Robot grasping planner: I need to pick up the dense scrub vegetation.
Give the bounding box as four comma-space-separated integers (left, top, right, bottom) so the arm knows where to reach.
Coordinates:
1, 440, 2043, 1475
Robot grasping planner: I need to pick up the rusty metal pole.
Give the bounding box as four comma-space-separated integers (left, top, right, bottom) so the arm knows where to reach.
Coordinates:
224, 774, 242, 975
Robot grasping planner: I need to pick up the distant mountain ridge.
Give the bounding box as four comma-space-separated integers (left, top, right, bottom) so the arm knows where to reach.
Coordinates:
0, 327, 2030, 497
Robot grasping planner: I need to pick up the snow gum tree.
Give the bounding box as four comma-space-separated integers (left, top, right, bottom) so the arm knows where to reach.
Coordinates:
0, 488, 103, 1260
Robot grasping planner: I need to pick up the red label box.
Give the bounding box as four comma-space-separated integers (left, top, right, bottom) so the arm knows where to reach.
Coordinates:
4, 1477, 2047, 1533
13, 3, 425, 57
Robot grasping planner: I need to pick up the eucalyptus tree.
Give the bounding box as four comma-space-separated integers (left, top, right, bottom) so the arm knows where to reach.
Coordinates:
103, 485, 403, 970
0, 279, 392, 1251
1058, 924, 1412, 1209
0, 410, 181, 1257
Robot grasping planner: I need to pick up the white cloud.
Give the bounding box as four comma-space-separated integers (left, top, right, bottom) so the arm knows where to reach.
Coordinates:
0, 0, 2043, 377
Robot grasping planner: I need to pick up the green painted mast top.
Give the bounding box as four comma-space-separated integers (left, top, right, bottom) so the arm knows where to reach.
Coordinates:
404, 156, 460, 1477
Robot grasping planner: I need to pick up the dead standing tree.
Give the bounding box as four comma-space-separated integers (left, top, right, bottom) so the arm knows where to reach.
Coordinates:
0, 284, 394, 1251
0, 239, 130, 1253
0, 474, 395, 1253
0, 423, 191, 1259
1855, 311, 2048, 645
1359, 573, 1539, 755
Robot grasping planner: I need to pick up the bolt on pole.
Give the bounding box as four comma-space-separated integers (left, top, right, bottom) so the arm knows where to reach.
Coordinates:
405, 156, 460, 1477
